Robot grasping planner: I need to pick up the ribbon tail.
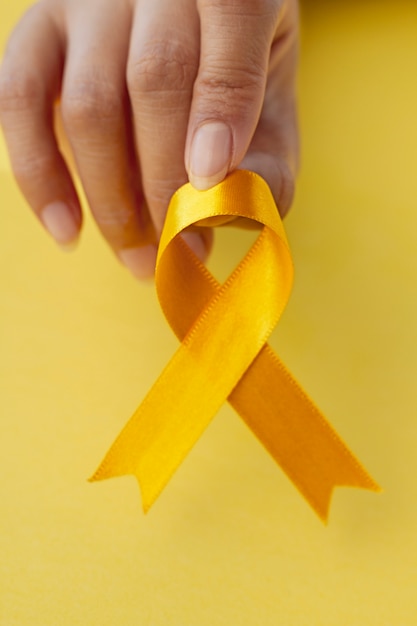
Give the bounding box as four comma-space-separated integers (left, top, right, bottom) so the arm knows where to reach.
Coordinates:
230, 346, 380, 522
88, 414, 153, 509
90, 171, 380, 520
89, 348, 228, 512
89, 407, 217, 514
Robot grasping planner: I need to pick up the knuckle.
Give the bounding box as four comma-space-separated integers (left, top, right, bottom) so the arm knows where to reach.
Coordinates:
144, 178, 179, 222
94, 205, 138, 230
0, 72, 43, 115
199, 0, 278, 17
93, 204, 143, 249
195, 62, 265, 104
62, 76, 123, 131
127, 40, 197, 96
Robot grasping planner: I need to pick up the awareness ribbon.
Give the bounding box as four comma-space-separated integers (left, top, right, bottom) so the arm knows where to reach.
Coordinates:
91, 170, 379, 521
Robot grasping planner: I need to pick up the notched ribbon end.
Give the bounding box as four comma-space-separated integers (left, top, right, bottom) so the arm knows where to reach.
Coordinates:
313, 474, 382, 524
353, 474, 382, 495
87, 460, 122, 484
88, 459, 161, 516
87, 442, 137, 484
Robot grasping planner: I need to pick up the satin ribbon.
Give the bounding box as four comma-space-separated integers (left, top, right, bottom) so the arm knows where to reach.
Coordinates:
91, 170, 379, 521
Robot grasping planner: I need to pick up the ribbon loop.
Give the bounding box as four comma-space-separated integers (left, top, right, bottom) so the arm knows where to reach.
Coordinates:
91, 170, 379, 521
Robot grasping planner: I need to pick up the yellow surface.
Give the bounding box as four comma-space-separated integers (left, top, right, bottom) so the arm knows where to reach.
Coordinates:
1, 1, 416, 624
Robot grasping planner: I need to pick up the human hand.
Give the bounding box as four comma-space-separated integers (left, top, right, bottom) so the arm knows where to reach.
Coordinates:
0, 0, 299, 279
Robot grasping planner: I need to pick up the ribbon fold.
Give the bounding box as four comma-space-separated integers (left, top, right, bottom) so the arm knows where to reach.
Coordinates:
91, 170, 379, 521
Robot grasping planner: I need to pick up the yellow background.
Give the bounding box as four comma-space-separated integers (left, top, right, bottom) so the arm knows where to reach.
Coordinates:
1, 1, 416, 624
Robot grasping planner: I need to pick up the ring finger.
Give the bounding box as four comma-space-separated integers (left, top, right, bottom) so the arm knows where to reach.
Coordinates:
61, 0, 156, 277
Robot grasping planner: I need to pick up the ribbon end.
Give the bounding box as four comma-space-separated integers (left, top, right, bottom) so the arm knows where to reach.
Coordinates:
88, 451, 162, 515
307, 482, 337, 523
352, 474, 382, 495
87, 466, 111, 484
309, 472, 382, 523
88, 462, 153, 515
88, 452, 125, 483
141, 494, 154, 515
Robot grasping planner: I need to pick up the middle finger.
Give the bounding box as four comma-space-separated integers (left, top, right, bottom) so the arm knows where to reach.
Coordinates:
127, 0, 200, 237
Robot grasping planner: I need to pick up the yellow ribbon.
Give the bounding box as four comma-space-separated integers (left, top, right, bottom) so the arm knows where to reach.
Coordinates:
90, 170, 379, 521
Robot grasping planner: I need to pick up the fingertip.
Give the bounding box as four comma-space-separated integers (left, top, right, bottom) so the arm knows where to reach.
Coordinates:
40, 201, 81, 246
181, 229, 213, 262
187, 121, 232, 191
118, 245, 158, 282
239, 152, 295, 218
58, 238, 80, 253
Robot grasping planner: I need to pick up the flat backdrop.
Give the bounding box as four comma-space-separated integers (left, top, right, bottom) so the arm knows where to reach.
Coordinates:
1, 1, 416, 624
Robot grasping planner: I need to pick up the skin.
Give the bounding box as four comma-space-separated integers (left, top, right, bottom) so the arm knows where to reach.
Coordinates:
0, 0, 299, 279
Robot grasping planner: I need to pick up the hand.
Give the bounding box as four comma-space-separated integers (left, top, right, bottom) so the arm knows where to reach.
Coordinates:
0, 0, 299, 279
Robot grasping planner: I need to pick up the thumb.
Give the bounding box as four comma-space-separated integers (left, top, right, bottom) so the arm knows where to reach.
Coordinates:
185, 0, 282, 190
